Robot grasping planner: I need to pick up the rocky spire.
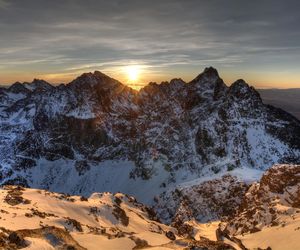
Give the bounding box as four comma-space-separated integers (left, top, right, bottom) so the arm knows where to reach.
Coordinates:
188, 67, 227, 100
190, 67, 220, 84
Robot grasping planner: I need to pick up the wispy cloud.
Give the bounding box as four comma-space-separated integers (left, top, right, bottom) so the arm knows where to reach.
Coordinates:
0, 0, 299, 88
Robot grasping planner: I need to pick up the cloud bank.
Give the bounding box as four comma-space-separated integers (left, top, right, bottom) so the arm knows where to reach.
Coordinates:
0, 0, 299, 88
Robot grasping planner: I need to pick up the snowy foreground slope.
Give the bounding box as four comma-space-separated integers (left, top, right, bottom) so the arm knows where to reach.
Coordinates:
0, 164, 299, 250
0, 67, 299, 205
0, 186, 233, 250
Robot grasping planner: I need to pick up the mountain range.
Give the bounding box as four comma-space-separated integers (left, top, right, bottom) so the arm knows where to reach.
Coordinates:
0, 67, 300, 249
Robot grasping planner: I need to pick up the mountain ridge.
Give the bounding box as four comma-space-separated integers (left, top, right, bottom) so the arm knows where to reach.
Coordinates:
1, 68, 300, 121
0, 67, 299, 206
0, 67, 276, 95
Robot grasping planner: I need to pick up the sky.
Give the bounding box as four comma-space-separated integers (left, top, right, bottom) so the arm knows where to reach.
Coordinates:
0, 0, 300, 89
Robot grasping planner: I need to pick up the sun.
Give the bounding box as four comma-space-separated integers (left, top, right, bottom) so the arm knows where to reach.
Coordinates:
127, 66, 139, 82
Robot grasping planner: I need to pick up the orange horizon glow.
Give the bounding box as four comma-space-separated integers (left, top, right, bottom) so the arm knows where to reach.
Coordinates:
0, 69, 299, 90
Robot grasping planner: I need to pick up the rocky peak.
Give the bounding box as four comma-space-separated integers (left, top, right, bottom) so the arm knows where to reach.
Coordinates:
32, 78, 51, 85
68, 71, 122, 90
24, 79, 53, 92
139, 82, 159, 95
8, 82, 30, 94
229, 79, 248, 91
228, 79, 261, 101
187, 67, 227, 103
190, 67, 220, 84
170, 78, 185, 86
142, 79, 186, 97
199, 66, 219, 78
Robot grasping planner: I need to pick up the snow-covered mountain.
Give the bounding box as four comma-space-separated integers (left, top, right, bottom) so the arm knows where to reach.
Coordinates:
0, 67, 299, 205
0, 185, 234, 250
0, 164, 299, 250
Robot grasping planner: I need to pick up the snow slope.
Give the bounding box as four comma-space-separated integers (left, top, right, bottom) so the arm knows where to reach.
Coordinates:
0, 186, 233, 250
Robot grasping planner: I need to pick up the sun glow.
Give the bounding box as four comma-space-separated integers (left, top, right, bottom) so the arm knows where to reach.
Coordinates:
127, 66, 139, 82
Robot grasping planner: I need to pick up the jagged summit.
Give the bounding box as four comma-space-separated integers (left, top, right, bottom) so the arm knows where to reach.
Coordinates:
230, 79, 250, 91
31, 78, 51, 86
24, 79, 53, 91
170, 78, 185, 85
189, 66, 221, 84
184, 67, 228, 102
140, 67, 222, 92
6, 79, 53, 93
228, 78, 262, 103
8, 82, 30, 93
68, 70, 123, 90
202, 66, 220, 77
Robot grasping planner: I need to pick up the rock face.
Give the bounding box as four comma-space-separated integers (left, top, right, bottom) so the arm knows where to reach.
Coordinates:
155, 164, 300, 249
224, 164, 300, 235
154, 175, 249, 224
0, 67, 299, 202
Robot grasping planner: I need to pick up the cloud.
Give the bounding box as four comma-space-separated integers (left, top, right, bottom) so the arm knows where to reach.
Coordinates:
0, 0, 9, 9
0, 0, 300, 86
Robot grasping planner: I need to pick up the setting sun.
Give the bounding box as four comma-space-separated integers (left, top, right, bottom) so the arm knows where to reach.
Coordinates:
127, 66, 139, 82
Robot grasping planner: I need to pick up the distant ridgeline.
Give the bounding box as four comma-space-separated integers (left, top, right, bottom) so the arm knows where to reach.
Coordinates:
258, 88, 300, 120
